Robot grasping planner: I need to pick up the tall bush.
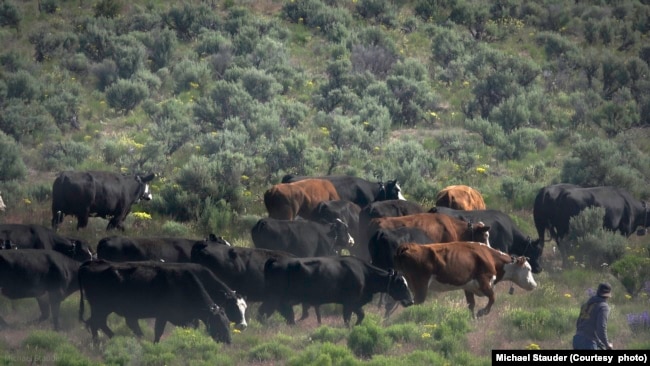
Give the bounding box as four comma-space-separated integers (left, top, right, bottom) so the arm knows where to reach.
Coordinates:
105, 79, 149, 112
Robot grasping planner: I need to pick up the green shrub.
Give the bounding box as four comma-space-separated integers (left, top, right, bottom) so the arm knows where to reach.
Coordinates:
1, 102, 55, 144
562, 206, 628, 268
347, 316, 391, 358
384, 322, 420, 343
105, 79, 149, 112
310, 325, 349, 344
507, 128, 548, 160
506, 307, 577, 340
29, 29, 79, 63
247, 341, 293, 363
288, 342, 359, 366
611, 255, 650, 296
160, 220, 191, 237
5, 70, 40, 101
39, 140, 93, 171
94, 0, 122, 18
110, 34, 147, 79
103, 336, 144, 365
172, 59, 211, 93
225, 67, 282, 103
92, 59, 119, 91
0, 1, 21, 31
0, 131, 27, 181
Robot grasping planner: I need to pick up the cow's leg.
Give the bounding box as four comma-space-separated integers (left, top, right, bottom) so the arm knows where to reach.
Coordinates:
49, 299, 62, 331
35, 296, 51, 323
89, 312, 114, 342
475, 278, 496, 318
342, 305, 353, 327
314, 305, 321, 325
298, 304, 310, 321
257, 301, 275, 322
278, 303, 295, 325
353, 307, 365, 326
126, 317, 144, 337
153, 318, 168, 343
463, 291, 477, 319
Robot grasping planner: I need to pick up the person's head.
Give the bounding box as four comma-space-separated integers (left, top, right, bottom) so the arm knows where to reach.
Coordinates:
597, 283, 612, 299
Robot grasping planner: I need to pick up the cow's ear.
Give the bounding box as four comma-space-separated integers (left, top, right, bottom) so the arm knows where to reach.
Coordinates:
140, 173, 155, 182
228, 248, 237, 260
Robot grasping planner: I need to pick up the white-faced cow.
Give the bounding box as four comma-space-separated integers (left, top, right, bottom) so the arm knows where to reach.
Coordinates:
394, 242, 537, 318
263, 256, 414, 326
431, 207, 543, 274
281, 175, 405, 207
78, 260, 236, 344
96, 234, 230, 263
0, 224, 94, 262
51, 170, 155, 231
251, 218, 354, 257
0, 249, 82, 330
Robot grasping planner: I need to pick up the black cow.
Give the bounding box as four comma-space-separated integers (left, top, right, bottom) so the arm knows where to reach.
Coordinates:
97, 234, 230, 263
281, 175, 405, 207
51, 170, 155, 231
550, 186, 650, 247
78, 260, 235, 344
263, 256, 414, 326
357, 200, 426, 260
533, 183, 580, 245
0, 224, 94, 261
251, 218, 354, 257
0, 249, 81, 330
431, 207, 543, 274
313, 200, 362, 247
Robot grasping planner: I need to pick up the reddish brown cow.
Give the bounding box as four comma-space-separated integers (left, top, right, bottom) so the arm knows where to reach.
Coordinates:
264, 179, 340, 220
394, 242, 537, 318
367, 212, 491, 246
435, 185, 486, 210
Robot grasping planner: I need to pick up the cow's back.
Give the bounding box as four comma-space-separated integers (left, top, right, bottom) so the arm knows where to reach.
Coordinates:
435, 185, 486, 210
369, 213, 488, 244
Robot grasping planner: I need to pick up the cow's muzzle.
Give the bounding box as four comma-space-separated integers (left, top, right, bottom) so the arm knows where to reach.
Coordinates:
400, 299, 415, 307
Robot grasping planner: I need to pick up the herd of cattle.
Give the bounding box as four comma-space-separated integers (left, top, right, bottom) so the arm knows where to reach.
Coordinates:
1, 170, 648, 345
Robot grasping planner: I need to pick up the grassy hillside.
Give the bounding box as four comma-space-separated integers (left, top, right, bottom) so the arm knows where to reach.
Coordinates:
0, 0, 650, 364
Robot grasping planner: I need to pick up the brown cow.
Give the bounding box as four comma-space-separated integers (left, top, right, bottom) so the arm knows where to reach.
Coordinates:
367, 212, 491, 247
394, 242, 537, 318
264, 179, 340, 220
435, 185, 486, 210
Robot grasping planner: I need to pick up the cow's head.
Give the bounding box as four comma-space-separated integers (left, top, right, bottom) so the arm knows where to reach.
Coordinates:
465, 222, 491, 245
327, 219, 355, 253
387, 269, 414, 307
504, 256, 538, 291
222, 291, 247, 331
206, 304, 232, 344
521, 237, 543, 274
136, 173, 155, 201
2, 239, 16, 250
206, 233, 231, 246
376, 180, 406, 201
70, 239, 95, 261
0, 191, 5, 212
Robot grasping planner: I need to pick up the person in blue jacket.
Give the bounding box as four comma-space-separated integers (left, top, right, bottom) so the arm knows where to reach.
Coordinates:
573, 283, 614, 350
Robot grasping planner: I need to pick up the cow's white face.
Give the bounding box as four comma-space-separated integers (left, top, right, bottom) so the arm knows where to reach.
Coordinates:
141, 183, 152, 201
504, 258, 537, 291
395, 183, 406, 201
235, 296, 248, 330
0, 192, 6, 212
